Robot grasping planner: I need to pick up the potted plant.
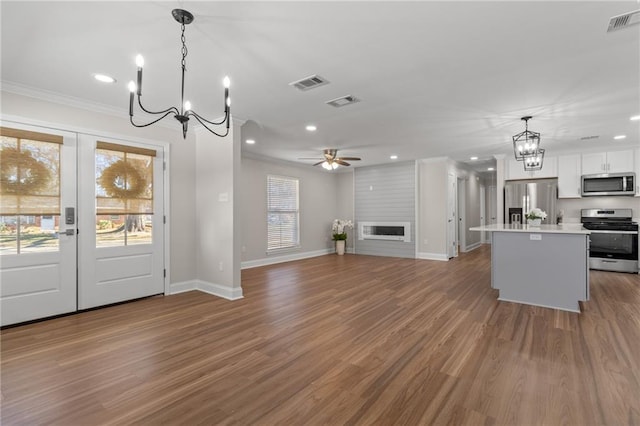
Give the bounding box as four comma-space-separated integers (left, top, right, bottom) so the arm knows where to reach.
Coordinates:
526, 208, 547, 226
332, 219, 353, 255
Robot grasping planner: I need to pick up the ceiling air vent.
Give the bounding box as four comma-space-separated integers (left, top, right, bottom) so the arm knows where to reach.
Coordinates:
607, 10, 640, 32
326, 95, 360, 108
580, 135, 600, 141
289, 75, 329, 91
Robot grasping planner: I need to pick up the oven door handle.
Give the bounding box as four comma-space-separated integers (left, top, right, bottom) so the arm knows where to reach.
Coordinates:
586, 230, 638, 235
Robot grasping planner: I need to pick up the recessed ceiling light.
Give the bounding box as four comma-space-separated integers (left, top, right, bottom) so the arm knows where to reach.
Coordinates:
305, 125, 317, 132
613, 135, 626, 140
630, 115, 640, 121
470, 156, 478, 160
93, 73, 116, 83
245, 139, 255, 145
390, 155, 398, 160
487, 167, 495, 171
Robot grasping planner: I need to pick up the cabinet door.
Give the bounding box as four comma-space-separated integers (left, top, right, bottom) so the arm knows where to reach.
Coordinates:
606, 150, 634, 173
582, 152, 606, 175
506, 158, 529, 180
635, 149, 640, 196
558, 155, 581, 198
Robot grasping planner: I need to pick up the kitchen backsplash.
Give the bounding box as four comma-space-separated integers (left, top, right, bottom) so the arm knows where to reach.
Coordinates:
557, 196, 640, 223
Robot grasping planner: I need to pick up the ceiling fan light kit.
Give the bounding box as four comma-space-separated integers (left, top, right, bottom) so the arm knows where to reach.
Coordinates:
128, 9, 231, 139
300, 148, 361, 170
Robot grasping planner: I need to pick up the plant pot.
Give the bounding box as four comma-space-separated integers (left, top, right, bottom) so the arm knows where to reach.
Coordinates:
527, 218, 541, 226
335, 240, 346, 255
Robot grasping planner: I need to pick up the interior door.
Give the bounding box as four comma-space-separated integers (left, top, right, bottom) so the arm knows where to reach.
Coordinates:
78, 135, 164, 309
0, 123, 77, 326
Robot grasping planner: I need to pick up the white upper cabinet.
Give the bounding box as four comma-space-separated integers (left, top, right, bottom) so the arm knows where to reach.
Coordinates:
557, 154, 581, 198
582, 150, 634, 175
506, 156, 557, 180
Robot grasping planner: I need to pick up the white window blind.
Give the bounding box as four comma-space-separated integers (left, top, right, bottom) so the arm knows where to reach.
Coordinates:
267, 175, 299, 251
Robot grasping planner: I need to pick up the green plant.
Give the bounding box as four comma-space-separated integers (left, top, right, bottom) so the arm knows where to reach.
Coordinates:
332, 232, 347, 241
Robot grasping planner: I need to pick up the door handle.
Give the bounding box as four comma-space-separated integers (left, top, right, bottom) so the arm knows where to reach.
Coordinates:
64, 229, 75, 236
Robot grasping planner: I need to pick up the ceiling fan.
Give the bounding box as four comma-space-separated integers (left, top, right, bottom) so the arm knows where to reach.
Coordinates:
299, 149, 361, 170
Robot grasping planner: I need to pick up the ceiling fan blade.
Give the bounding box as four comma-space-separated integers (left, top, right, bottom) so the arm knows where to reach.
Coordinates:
335, 159, 351, 166
313, 161, 325, 166
336, 157, 361, 161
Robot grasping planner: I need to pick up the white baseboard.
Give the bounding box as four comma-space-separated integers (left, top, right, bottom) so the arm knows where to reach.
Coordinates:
463, 242, 482, 252
168, 280, 197, 295
416, 252, 449, 261
167, 280, 243, 300
196, 280, 244, 300
241, 248, 332, 269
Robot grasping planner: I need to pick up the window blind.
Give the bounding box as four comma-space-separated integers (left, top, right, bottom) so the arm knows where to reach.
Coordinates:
0, 127, 61, 216
95, 142, 154, 215
267, 175, 299, 251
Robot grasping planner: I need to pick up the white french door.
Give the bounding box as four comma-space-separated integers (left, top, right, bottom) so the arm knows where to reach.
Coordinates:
78, 135, 164, 309
1, 123, 165, 326
0, 122, 77, 326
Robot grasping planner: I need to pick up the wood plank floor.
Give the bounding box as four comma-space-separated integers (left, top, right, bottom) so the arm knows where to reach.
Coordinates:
2, 246, 640, 425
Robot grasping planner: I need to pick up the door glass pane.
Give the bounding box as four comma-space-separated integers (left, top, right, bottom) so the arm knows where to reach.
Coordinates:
0, 216, 18, 254
20, 215, 60, 253
95, 144, 154, 247
1, 129, 62, 254
96, 214, 152, 247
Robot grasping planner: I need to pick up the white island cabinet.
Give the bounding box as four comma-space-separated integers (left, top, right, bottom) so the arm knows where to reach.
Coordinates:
470, 224, 590, 312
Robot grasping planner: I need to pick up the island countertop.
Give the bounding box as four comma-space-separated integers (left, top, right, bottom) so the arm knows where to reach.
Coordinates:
470, 223, 589, 234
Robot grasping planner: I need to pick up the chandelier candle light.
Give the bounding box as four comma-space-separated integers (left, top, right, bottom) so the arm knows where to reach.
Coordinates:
128, 9, 231, 139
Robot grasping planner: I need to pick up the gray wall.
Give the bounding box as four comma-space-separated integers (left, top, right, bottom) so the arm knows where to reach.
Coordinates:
417, 159, 448, 258
354, 161, 416, 258
240, 154, 348, 263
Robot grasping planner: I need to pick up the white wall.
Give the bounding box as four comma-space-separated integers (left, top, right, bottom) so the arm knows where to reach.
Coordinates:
240, 154, 346, 266
195, 123, 242, 299
335, 171, 355, 250
0, 91, 197, 284
417, 159, 448, 259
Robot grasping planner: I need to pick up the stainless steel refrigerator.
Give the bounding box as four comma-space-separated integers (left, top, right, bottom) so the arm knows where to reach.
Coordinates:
504, 178, 558, 225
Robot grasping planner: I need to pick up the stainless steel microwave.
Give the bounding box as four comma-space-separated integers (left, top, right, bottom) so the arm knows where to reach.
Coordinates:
581, 172, 635, 196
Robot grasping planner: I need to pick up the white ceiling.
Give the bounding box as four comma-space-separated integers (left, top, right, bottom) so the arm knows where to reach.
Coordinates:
2, 1, 639, 173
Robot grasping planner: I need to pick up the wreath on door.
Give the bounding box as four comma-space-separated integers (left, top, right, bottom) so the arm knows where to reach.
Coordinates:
0, 147, 51, 194
98, 160, 147, 199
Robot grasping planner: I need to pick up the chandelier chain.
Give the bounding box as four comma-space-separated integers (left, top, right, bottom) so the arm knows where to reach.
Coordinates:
181, 23, 188, 71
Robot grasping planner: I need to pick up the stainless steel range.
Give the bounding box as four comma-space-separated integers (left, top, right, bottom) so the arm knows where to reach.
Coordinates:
581, 209, 639, 274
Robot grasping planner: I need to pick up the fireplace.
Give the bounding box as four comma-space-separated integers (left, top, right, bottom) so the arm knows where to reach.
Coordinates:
358, 221, 411, 242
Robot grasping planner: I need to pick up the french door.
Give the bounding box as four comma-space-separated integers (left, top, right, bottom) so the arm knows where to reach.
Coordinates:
0, 123, 78, 325
1, 122, 164, 326
78, 135, 164, 309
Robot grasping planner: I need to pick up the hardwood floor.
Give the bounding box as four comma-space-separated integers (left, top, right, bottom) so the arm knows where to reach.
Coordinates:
2, 246, 640, 425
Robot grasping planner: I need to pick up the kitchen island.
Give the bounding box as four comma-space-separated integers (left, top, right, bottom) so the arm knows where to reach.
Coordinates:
470, 224, 591, 312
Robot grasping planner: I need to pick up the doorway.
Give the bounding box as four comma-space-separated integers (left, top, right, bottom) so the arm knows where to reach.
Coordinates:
1, 122, 165, 326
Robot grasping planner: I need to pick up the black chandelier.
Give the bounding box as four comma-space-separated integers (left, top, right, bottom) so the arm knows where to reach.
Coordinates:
128, 9, 231, 139
512, 116, 544, 171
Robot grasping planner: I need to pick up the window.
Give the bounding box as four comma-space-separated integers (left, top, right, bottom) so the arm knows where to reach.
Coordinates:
0, 127, 62, 254
95, 141, 155, 247
267, 175, 299, 251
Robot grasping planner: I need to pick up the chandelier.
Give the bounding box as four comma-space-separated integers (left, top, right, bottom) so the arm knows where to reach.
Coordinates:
512, 116, 544, 171
128, 9, 231, 139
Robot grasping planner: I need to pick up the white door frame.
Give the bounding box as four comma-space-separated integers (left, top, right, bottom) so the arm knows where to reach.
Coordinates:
447, 172, 458, 259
